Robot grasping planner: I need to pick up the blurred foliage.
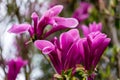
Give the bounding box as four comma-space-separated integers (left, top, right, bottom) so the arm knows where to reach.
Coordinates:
38, 58, 54, 80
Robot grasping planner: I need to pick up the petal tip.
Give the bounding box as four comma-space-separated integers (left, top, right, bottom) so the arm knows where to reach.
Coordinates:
31, 12, 38, 18
34, 40, 55, 54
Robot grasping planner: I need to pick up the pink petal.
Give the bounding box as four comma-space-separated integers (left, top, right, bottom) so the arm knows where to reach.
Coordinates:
8, 23, 31, 34
59, 32, 74, 50
44, 18, 78, 38
34, 40, 55, 54
89, 22, 102, 32
92, 38, 111, 67
66, 29, 80, 40
59, 29, 80, 50
7, 57, 27, 80
31, 12, 38, 34
44, 5, 63, 17
64, 42, 78, 69
54, 17, 78, 28
82, 25, 89, 36
31, 12, 38, 19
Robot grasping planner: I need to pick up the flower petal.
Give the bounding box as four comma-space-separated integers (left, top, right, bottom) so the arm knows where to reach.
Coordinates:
64, 42, 78, 69
44, 5, 63, 17
37, 5, 63, 38
31, 12, 38, 34
31, 12, 38, 19
7, 57, 27, 80
53, 17, 78, 28
82, 22, 102, 36
44, 18, 78, 38
89, 22, 102, 32
92, 38, 111, 68
87, 32, 107, 50
60, 32, 73, 50
8, 23, 31, 34
82, 25, 89, 36
34, 40, 55, 54
66, 29, 80, 40
72, 2, 91, 22
48, 51, 62, 74
83, 38, 91, 70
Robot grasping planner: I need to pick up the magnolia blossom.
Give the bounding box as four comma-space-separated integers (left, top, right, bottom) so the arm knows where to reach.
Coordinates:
34, 29, 83, 74
82, 22, 102, 36
72, 2, 91, 22
34, 29, 110, 76
7, 57, 27, 80
8, 5, 78, 40
82, 31, 110, 70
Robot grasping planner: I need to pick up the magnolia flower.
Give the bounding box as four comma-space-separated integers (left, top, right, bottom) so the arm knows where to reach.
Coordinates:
82, 31, 110, 70
34, 29, 84, 74
72, 2, 91, 22
34, 29, 110, 79
8, 5, 78, 40
82, 22, 102, 36
7, 57, 27, 80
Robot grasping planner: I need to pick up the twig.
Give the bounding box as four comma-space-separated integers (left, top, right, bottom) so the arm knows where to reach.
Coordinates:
40, 51, 57, 73
0, 47, 7, 76
108, 15, 120, 78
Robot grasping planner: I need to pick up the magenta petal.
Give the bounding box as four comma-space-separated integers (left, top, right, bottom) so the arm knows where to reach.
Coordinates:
60, 32, 74, 50
83, 38, 91, 70
44, 18, 78, 38
82, 25, 89, 36
59, 29, 81, 66
59, 32, 75, 65
82, 22, 102, 36
31, 12, 38, 34
31, 12, 38, 19
28, 27, 34, 37
83, 31, 111, 70
34, 40, 55, 54
64, 39, 84, 69
78, 14, 89, 21
8, 23, 31, 34
48, 50, 62, 74
77, 39, 85, 63
60, 29, 80, 50
54, 17, 78, 28
64, 42, 78, 69
72, 2, 91, 22
87, 32, 107, 49
66, 29, 80, 40
92, 38, 111, 68
7, 57, 27, 80
44, 5, 63, 17
97, 22, 102, 31
89, 22, 102, 32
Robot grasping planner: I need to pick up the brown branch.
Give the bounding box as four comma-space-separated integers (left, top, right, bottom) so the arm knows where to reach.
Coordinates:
108, 15, 120, 78
0, 47, 7, 79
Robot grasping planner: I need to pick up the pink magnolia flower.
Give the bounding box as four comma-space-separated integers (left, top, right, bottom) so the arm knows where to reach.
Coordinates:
7, 57, 27, 80
8, 5, 78, 40
82, 22, 102, 36
82, 31, 110, 71
34, 29, 83, 74
72, 2, 91, 22
34, 29, 110, 76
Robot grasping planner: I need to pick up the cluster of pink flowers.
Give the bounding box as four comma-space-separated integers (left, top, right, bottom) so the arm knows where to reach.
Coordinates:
8, 4, 110, 80
8, 5, 78, 40
34, 28, 110, 79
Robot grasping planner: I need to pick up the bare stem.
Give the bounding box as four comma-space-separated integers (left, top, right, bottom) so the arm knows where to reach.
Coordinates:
40, 51, 57, 73
108, 16, 120, 78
